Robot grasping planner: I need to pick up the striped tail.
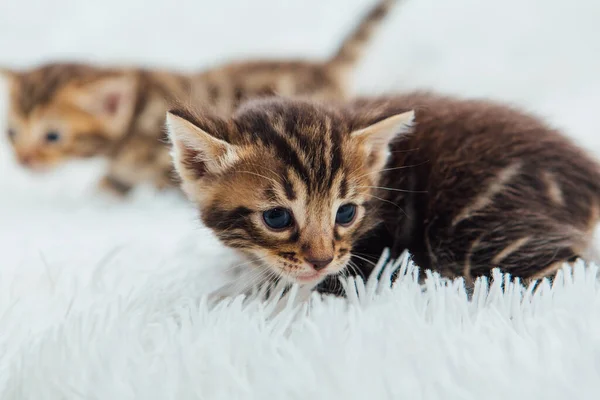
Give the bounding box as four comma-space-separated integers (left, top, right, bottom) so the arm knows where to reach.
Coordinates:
327, 0, 397, 71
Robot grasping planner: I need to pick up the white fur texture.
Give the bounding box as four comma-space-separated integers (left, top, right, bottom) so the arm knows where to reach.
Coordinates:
2, 251, 600, 399
1, 0, 600, 398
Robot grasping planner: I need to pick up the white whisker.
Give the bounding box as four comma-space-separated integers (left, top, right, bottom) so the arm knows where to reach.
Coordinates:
236, 170, 280, 187
351, 253, 378, 267
223, 255, 268, 273
359, 185, 427, 194
363, 192, 409, 218
354, 161, 429, 180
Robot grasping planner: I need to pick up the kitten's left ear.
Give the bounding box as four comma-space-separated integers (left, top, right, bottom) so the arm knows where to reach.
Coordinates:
71, 74, 138, 136
351, 110, 415, 172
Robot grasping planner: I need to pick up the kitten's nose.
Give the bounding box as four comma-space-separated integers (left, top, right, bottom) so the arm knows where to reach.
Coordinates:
306, 257, 334, 271
18, 154, 33, 166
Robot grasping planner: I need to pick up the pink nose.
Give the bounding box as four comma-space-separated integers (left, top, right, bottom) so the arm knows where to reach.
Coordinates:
305, 257, 334, 271
18, 154, 33, 166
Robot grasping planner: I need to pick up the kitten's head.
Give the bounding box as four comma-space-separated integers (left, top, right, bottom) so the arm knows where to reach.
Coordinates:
1, 63, 137, 171
166, 98, 413, 286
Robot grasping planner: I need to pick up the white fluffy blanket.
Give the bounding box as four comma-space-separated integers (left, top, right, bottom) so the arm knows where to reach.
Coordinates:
2, 244, 599, 399
2, 0, 600, 398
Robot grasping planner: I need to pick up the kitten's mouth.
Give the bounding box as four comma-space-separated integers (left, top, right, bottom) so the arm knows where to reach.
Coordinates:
18, 157, 56, 173
288, 256, 351, 284
25, 164, 56, 174
294, 271, 324, 284
27, 164, 51, 172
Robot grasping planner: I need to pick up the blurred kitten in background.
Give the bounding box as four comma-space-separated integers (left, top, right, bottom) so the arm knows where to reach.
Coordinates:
1, 0, 396, 196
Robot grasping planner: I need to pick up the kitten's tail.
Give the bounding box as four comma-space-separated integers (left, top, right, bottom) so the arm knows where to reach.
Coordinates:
326, 0, 397, 73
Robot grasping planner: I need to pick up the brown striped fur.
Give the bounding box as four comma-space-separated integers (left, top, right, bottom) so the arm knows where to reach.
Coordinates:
3, 65, 179, 194
167, 92, 600, 293
1, 0, 396, 195
344, 93, 600, 286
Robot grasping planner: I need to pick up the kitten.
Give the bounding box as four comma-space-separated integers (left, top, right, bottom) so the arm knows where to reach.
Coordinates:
1, 0, 396, 196
165, 92, 600, 295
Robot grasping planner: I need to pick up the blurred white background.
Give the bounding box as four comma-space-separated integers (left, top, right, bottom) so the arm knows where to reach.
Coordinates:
0, 0, 599, 290
2, 0, 600, 148
2, 0, 600, 152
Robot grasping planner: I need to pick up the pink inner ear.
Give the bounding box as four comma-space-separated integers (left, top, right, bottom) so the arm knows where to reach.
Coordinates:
103, 93, 121, 115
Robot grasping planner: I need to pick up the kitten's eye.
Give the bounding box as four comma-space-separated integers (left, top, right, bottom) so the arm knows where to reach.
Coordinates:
336, 204, 357, 226
263, 208, 293, 230
45, 131, 61, 143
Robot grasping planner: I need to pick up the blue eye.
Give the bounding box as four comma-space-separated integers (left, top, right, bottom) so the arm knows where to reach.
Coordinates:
45, 131, 60, 143
263, 208, 293, 230
335, 204, 356, 226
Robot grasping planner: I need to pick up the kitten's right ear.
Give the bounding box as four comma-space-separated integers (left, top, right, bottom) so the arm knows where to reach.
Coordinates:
166, 110, 239, 185
71, 74, 138, 136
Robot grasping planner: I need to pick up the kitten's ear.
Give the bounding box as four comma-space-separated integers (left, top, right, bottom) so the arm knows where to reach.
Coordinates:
166, 109, 239, 187
351, 110, 415, 171
72, 74, 138, 136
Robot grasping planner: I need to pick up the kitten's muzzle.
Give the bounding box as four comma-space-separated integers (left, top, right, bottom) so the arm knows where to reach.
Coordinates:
302, 236, 335, 271
305, 256, 334, 271
17, 153, 42, 169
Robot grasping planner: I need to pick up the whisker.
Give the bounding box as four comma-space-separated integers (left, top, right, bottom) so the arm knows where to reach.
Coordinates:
339, 267, 348, 282
258, 269, 279, 299
336, 258, 353, 287
229, 261, 272, 293
340, 260, 362, 294
346, 260, 361, 277
351, 253, 378, 267
246, 163, 282, 182
351, 260, 370, 280
247, 268, 275, 294
354, 161, 429, 180
351, 251, 380, 261
335, 272, 343, 294
236, 170, 280, 187
389, 147, 421, 154
223, 255, 269, 273
358, 186, 427, 194
352, 252, 379, 264
363, 192, 409, 218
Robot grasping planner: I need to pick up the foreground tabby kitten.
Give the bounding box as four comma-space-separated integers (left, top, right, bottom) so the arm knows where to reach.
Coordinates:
1, 0, 395, 196
166, 92, 600, 293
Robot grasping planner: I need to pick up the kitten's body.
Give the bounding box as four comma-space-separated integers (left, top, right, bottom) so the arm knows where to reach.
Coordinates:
2, 0, 395, 195
166, 92, 600, 295
344, 93, 600, 286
